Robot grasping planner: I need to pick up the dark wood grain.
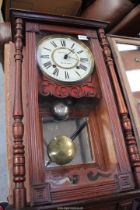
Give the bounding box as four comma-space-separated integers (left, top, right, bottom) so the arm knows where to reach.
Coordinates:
10, 9, 109, 33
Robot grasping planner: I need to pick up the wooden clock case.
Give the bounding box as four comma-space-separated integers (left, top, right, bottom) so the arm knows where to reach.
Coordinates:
5, 9, 140, 210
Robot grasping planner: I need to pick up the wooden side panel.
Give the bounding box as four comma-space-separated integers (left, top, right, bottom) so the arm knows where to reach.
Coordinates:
25, 31, 44, 185
98, 29, 140, 187
90, 37, 132, 172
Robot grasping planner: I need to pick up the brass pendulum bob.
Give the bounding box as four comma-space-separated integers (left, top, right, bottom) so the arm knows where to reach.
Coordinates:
47, 120, 87, 166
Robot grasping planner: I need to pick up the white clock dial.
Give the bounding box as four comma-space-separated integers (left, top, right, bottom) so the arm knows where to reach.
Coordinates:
37, 35, 94, 83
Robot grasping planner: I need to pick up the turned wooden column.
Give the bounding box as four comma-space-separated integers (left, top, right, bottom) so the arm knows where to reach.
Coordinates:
13, 18, 26, 209
98, 28, 140, 187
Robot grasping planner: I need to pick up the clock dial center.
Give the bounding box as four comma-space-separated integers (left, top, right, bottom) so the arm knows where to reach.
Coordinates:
52, 47, 79, 69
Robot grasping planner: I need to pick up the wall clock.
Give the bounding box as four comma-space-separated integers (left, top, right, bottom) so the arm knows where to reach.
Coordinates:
5, 9, 140, 210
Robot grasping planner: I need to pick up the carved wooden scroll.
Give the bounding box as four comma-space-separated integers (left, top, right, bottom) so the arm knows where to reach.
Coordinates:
98, 28, 140, 187
13, 18, 26, 209
39, 73, 101, 98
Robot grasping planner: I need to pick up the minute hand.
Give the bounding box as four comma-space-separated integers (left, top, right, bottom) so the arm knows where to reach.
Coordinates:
69, 56, 79, 61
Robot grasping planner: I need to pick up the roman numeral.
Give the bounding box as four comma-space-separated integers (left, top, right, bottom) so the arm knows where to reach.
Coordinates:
71, 43, 75, 49
80, 58, 88, 62
43, 61, 52, 68
53, 68, 59, 76
61, 40, 66, 47
40, 55, 49, 58
50, 41, 57, 48
65, 71, 69, 79
75, 71, 81, 78
77, 50, 84, 54
43, 47, 51, 51
79, 64, 87, 71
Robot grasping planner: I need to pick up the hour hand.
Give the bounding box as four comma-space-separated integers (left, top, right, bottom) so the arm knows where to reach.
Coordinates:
64, 50, 74, 59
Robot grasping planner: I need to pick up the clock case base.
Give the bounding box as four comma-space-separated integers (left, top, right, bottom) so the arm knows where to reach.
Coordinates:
7, 190, 140, 210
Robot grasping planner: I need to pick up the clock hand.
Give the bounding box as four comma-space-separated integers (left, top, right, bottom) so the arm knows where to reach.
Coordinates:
69, 56, 79, 61
64, 50, 74, 59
